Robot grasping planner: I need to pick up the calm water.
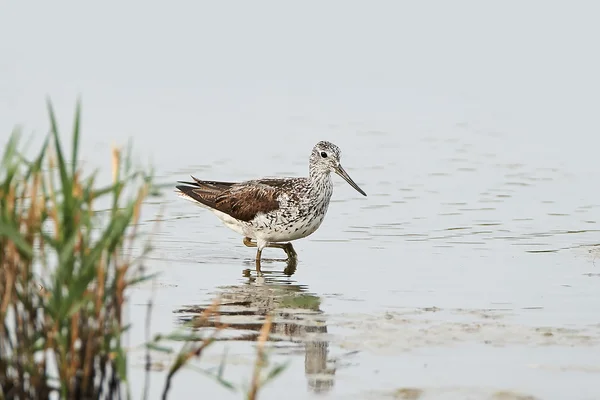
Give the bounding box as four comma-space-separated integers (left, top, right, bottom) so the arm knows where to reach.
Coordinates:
2, 2, 600, 399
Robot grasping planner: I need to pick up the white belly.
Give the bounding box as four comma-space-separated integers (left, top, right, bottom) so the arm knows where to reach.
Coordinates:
254, 212, 326, 243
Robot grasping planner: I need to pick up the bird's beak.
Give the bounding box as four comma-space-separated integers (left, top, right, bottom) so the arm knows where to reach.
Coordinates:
334, 164, 367, 196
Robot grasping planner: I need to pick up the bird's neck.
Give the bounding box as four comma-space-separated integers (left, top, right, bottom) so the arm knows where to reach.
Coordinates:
309, 167, 330, 184
308, 169, 333, 201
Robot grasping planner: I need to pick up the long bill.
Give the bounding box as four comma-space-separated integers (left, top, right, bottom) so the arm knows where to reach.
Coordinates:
334, 164, 367, 196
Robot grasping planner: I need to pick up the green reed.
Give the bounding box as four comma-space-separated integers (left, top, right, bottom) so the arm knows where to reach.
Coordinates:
0, 100, 154, 399
0, 100, 285, 400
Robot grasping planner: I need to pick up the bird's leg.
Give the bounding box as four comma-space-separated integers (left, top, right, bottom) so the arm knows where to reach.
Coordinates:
265, 242, 298, 261
255, 248, 263, 275
244, 238, 296, 274
244, 238, 264, 275
243, 238, 296, 260
283, 243, 297, 261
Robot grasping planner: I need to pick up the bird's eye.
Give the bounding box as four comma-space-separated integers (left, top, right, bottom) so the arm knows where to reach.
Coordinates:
320, 151, 328, 158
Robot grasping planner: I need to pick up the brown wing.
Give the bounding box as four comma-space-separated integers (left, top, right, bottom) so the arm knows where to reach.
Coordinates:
176, 175, 281, 222
214, 184, 281, 222
176, 176, 236, 209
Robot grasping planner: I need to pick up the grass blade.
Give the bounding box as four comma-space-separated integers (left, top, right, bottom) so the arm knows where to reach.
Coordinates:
71, 98, 81, 177
0, 223, 33, 258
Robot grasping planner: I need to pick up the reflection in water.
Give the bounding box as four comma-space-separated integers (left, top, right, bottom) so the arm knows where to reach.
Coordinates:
174, 265, 335, 394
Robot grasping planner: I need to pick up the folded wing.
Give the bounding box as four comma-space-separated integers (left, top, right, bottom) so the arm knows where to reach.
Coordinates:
176, 175, 281, 222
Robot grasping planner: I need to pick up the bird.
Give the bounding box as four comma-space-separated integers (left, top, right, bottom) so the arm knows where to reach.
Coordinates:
176, 140, 366, 273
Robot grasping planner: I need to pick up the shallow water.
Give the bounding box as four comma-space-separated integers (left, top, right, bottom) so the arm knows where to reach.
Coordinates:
2, 2, 600, 399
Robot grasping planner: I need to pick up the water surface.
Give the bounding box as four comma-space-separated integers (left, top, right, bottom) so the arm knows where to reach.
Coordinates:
2, 2, 600, 399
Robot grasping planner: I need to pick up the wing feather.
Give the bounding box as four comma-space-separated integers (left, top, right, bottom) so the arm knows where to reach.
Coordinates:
176, 175, 281, 222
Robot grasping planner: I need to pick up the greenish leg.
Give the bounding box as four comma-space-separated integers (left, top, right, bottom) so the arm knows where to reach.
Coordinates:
269, 242, 298, 261
255, 248, 263, 275
243, 237, 297, 261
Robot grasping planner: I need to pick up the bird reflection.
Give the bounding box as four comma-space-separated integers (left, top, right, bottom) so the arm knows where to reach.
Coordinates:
174, 267, 335, 394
